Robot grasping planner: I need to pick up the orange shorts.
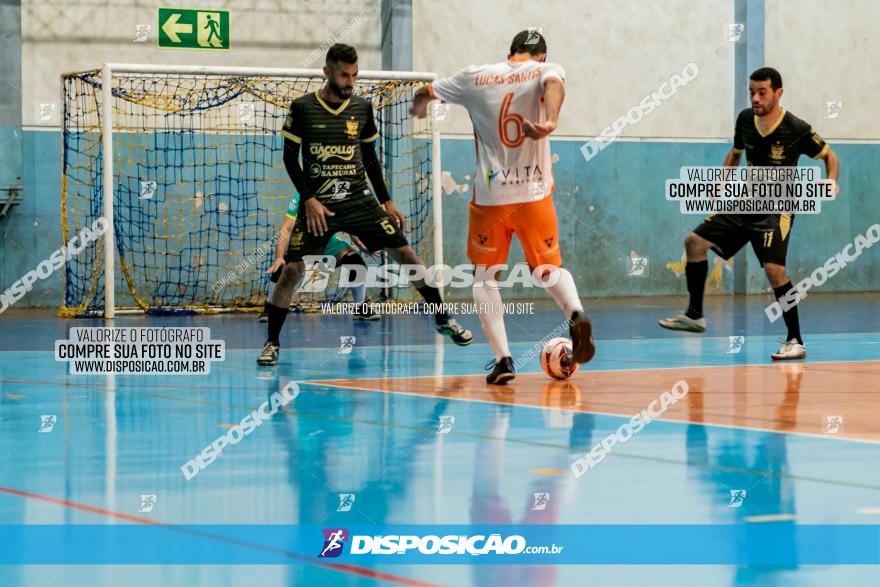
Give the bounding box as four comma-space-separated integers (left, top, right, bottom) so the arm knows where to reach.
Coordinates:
467, 196, 562, 269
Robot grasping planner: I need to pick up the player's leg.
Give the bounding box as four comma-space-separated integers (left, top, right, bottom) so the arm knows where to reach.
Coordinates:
467, 200, 515, 383
258, 268, 281, 322
659, 214, 747, 332
257, 215, 334, 366
753, 215, 804, 360
331, 240, 377, 320
384, 243, 472, 345
512, 197, 595, 364
344, 201, 472, 345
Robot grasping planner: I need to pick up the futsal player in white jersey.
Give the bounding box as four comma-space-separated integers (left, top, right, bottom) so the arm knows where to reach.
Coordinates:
411, 30, 595, 384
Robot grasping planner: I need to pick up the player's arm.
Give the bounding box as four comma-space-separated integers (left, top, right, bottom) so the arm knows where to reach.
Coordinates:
722, 148, 742, 167
361, 105, 406, 231
819, 146, 839, 192
281, 101, 334, 236
363, 140, 405, 231
822, 148, 839, 192
411, 68, 472, 118
726, 109, 747, 167
282, 140, 335, 236
524, 65, 566, 140
524, 77, 564, 140
800, 125, 839, 193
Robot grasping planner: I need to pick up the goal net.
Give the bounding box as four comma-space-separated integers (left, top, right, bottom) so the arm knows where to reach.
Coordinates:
60, 64, 440, 317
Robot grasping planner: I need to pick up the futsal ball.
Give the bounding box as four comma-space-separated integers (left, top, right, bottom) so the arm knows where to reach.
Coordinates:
540, 337, 579, 380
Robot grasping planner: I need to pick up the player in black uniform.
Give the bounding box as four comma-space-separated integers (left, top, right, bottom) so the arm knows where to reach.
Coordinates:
659, 67, 839, 360
258, 44, 472, 365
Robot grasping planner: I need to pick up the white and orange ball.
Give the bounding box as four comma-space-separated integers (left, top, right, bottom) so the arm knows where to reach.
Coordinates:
540, 337, 579, 380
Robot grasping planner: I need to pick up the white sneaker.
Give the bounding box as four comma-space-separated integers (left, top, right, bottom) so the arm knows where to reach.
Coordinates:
771, 338, 806, 361
658, 314, 706, 333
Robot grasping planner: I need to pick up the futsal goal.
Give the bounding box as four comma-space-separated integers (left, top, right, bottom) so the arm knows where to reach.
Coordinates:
60, 63, 441, 318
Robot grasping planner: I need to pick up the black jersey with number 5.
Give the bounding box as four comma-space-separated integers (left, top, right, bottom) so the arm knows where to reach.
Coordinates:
280, 92, 380, 209
732, 108, 828, 166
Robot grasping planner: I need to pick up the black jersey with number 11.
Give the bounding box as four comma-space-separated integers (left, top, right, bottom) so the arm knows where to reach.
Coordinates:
732, 108, 829, 166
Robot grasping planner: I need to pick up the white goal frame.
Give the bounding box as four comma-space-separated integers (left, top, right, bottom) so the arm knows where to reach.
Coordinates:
98, 62, 442, 318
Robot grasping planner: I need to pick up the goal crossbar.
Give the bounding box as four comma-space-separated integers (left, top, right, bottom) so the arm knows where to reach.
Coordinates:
63, 62, 443, 317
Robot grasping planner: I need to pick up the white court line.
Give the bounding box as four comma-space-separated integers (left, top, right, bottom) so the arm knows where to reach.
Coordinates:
306, 359, 880, 446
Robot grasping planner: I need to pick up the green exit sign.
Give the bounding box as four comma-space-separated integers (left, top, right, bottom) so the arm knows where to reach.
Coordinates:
158, 8, 229, 50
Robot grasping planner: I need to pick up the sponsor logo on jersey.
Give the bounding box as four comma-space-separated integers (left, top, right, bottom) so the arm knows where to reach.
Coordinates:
310, 143, 356, 162
487, 165, 544, 186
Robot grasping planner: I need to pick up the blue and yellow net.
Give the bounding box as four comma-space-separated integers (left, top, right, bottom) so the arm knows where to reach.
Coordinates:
60, 69, 435, 316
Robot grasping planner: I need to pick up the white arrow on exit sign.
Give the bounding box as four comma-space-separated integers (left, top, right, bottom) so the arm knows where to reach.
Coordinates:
161, 13, 192, 44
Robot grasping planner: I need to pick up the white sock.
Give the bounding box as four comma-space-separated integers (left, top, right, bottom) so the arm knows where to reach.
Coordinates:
473, 280, 511, 361
349, 281, 366, 304
543, 268, 584, 318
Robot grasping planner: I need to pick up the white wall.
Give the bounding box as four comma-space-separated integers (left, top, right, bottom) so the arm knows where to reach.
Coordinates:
765, 0, 880, 140
21, 0, 381, 127
413, 0, 735, 139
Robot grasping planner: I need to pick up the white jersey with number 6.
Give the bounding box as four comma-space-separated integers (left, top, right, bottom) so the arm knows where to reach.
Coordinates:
429, 57, 565, 206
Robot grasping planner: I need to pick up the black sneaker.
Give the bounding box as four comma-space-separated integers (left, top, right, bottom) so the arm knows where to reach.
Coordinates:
569, 311, 596, 364
436, 318, 473, 346
353, 303, 380, 321
256, 341, 279, 366
485, 357, 515, 385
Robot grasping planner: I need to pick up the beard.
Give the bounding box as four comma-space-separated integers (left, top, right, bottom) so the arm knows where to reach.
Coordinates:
328, 80, 353, 101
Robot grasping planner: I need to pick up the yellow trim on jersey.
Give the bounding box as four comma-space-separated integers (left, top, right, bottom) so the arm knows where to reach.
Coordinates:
755, 108, 786, 138
360, 133, 379, 142
281, 130, 301, 143
812, 144, 830, 159
315, 92, 351, 115
779, 213, 792, 240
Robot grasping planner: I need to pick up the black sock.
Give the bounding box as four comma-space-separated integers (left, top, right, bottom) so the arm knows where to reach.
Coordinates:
416, 284, 448, 325
773, 282, 803, 345
266, 303, 289, 345
684, 260, 708, 319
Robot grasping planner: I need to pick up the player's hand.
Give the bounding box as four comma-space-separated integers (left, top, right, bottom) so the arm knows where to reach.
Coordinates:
383, 201, 406, 233
409, 88, 430, 119
267, 256, 285, 275
829, 179, 840, 197
304, 197, 334, 236
350, 234, 380, 258
523, 120, 557, 140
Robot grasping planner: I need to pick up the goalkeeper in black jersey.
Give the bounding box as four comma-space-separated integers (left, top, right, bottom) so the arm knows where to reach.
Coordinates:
258, 44, 472, 366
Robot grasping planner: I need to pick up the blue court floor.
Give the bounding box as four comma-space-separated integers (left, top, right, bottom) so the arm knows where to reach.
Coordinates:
0, 293, 879, 586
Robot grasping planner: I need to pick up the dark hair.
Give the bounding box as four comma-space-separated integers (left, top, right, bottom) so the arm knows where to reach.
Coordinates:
750, 67, 782, 90
326, 44, 358, 66
509, 29, 547, 57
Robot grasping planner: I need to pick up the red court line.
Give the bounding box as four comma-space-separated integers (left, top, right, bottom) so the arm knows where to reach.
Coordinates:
0, 485, 442, 587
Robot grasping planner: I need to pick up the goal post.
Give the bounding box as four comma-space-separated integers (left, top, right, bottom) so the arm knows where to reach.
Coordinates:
61, 62, 442, 318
